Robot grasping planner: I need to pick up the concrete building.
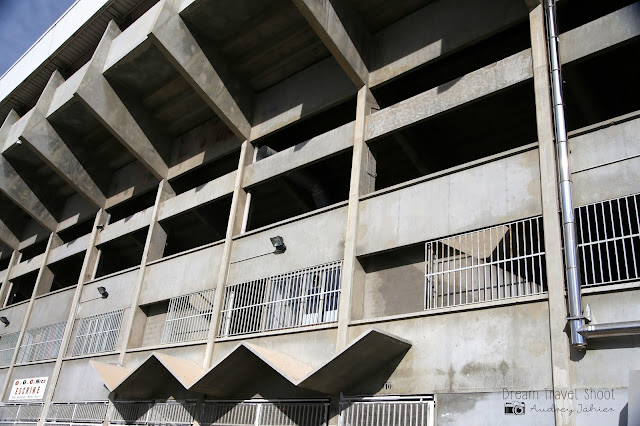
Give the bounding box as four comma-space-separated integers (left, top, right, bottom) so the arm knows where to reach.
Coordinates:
0, 0, 638, 424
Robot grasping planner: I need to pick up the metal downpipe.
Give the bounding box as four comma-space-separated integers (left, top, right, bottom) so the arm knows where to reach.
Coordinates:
578, 321, 640, 339
544, 0, 586, 349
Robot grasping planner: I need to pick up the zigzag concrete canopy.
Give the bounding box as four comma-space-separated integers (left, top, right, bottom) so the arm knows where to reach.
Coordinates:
91, 329, 411, 399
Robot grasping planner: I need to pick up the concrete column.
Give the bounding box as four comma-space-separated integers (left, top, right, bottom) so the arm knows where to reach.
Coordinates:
202, 140, 254, 369
530, 5, 575, 426
0, 231, 60, 402
37, 209, 107, 426
117, 180, 175, 364
0, 250, 19, 308
336, 86, 378, 350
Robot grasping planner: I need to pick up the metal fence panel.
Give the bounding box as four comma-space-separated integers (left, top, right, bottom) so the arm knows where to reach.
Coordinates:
201, 401, 328, 426
110, 401, 196, 425
162, 289, 215, 344
576, 193, 640, 286
219, 261, 342, 337
46, 402, 108, 423
17, 322, 66, 364
339, 399, 433, 426
71, 310, 124, 356
0, 333, 20, 366
425, 217, 546, 309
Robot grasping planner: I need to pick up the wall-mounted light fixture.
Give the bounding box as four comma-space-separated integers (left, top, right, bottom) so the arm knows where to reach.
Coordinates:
97, 286, 109, 299
96, 224, 104, 230
270, 236, 286, 254
0, 317, 9, 326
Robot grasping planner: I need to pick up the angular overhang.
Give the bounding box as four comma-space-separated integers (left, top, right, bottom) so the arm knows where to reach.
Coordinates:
189, 343, 313, 396
297, 328, 412, 394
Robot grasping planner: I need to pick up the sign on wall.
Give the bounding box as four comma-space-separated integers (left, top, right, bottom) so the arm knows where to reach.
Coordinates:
8, 377, 48, 401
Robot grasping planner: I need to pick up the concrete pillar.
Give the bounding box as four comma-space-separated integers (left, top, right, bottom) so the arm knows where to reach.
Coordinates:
0, 231, 59, 402
336, 86, 378, 350
0, 250, 20, 308
530, 5, 575, 426
202, 140, 254, 369
117, 180, 175, 364
37, 209, 108, 426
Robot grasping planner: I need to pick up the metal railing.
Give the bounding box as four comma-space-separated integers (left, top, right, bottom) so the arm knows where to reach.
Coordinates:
110, 401, 196, 425
0, 333, 20, 366
339, 397, 434, 426
0, 404, 44, 422
46, 402, 108, 423
162, 289, 215, 344
576, 193, 640, 286
200, 400, 329, 426
425, 217, 546, 309
17, 322, 66, 364
70, 310, 124, 356
219, 261, 342, 337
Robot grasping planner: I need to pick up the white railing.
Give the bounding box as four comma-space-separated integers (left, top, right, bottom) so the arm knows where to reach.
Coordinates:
162, 289, 215, 344
200, 400, 329, 426
110, 401, 196, 425
46, 402, 108, 423
219, 261, 342, 337
0, 404, 44, 422
17, 322, 66, 364
70, 309, 124, 356
576, 193, 640, 286
0, 333, 20, 366
425, 217, 546, 309
339, 397, 434, 426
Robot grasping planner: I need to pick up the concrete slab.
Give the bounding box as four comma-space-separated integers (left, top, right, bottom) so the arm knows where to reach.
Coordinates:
298, 328, 411, 394
190, 342, 312, 396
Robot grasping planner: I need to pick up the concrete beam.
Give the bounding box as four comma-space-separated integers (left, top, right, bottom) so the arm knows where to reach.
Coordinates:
74, 21, 169, 180
560, 2, 640, 65
0, 112, 57, 231
292, 0, 369, 87
149, 0, 252, 140
366, 49, 533, 141
18, 72, 106, 207
0, 219, 19, 250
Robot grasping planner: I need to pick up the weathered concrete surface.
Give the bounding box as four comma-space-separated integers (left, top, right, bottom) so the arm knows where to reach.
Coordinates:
150, 0, 251, 140
95, 207, 153, 246
158, 171, 236, 221
293, 0, 369, 87
0, 301, 29, 335
46, 234, 90, 265
299, 329, 411, 394
27, 288, 74, 329
228, 205, 347, 283
244, 122, 354, 188
10, 253, 46, 279
139, 243, 222, 305
631, 370, 640, 426
560, 3, 640, 65
348, 301, 552, 395
0, 111, 57, 231
55, 356, 120, 402
250, 58, 355, 141
357, 149, 542, 256
0, 219, 19, 251
570, 115, 640, 208
370, 0, 528, 87
366, 49, 533, 141
6, 362, 56, 402
76, 268, 138, 317
74, 21, 169, 180
17, 72, 106, 207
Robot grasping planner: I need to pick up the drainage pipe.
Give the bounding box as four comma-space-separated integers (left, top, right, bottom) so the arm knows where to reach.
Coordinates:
544, 0, 586, 348
578, 321, 640, 339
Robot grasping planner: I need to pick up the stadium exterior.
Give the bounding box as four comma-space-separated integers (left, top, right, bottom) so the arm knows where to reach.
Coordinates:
0, 0, 638, 424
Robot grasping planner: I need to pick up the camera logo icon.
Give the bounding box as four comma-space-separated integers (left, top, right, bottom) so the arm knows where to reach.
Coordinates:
504, 401, 526, 415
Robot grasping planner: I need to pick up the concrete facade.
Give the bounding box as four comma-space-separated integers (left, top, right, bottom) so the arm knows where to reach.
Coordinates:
0, 0, 638, 425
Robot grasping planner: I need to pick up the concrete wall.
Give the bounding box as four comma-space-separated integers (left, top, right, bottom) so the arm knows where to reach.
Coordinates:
357, 149, 542, 256
228, 206, 348, 284
77, 269, 138, 317
570, 115, 640, 206
28, 288, 74, 329
139, 243, 223, 305
0, 302, 29, 335
6, 363, 56, 402
53, 355, 118, 402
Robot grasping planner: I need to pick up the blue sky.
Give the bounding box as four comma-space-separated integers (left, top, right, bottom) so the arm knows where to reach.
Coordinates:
0, 0, 76, 76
